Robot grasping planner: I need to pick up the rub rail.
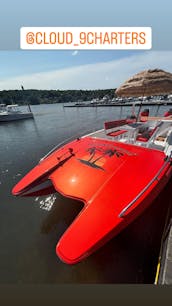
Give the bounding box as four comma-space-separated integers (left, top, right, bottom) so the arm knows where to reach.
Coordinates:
119, 151, 172, 218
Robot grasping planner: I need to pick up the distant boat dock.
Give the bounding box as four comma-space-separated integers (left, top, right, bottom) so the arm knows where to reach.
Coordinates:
64, 100, 172, 108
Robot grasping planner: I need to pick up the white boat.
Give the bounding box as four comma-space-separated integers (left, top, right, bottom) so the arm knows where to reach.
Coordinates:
0, 104, 34, 122
90, 98, 100, 104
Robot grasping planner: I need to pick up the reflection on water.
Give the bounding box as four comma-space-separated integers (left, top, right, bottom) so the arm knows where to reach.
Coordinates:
40, 194, 83, 234
36, 194, 57, 212
0, 103, 171, 283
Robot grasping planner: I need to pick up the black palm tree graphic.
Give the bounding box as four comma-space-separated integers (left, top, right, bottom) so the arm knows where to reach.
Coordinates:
87, 147, 97, 162
91, 148, 124, 165
87, 147, 103, 162
78, 147, 124, 170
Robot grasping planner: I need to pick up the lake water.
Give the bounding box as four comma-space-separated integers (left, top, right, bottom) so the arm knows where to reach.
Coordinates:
0, 103, 171, 283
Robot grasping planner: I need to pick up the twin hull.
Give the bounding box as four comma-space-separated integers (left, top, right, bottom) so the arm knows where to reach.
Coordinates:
12, 136, 172, 264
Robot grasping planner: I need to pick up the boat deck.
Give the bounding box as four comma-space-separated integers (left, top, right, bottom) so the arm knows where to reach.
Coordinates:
88, 129, 111, 140
85, 120, 172, 156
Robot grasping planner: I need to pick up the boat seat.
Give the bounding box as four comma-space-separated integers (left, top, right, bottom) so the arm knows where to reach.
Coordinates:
136, 136, 148, 142
136, 127, 157, 142
107, 129, 127, 137
104, 119, 138, 141
104, 119, 127, 130
104, 119, 129, 137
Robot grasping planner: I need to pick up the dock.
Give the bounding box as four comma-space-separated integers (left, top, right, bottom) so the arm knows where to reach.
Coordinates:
155, 220, 172, 284
63, 101, 172, 108
154, 190, 172, 285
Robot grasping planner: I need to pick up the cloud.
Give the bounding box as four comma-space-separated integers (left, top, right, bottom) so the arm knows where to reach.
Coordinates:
72, 50, 78, 56
0, 51, 172, 90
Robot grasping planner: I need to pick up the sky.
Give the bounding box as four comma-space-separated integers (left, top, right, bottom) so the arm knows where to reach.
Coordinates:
0, 50, 172, 90
0, 0, 171, 90
1, 0, 172, 50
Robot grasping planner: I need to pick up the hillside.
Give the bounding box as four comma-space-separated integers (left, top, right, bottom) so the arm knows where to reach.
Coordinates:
0, 89, 116, 105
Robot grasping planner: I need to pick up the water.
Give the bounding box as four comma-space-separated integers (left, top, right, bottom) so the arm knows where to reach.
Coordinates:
0, 103, 171, 283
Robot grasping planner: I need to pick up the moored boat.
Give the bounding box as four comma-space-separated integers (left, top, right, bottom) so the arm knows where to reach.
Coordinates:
0, 104, 33, 122
12, 116, 172, 264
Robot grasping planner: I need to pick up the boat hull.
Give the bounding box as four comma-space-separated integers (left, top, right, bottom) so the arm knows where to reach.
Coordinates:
0, 113, 33, 122
12, 136, 172, 264
57, 166, 171, 264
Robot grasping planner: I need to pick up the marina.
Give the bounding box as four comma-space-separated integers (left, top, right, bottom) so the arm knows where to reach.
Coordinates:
1, 103, 172, 283
63, 99, 172, 108
1, 64, 172, 283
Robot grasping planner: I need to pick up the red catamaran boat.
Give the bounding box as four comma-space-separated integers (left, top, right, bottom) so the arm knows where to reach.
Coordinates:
12, 117, 172, 264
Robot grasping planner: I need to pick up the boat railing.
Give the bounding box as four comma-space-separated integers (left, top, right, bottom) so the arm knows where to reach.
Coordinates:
39, 128, 100, 162
146, 122, 172, 149
119, 151, 172, 218
39, 135, 80, 162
